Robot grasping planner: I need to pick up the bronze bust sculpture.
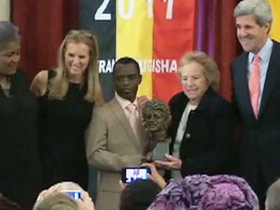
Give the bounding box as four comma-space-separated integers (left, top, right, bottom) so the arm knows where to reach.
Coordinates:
142, 99, 171, 158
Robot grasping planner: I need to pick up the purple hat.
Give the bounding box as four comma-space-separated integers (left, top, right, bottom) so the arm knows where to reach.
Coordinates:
147, 175, 259, 210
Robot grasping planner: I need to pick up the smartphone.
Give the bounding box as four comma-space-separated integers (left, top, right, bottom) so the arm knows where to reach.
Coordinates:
121, 167, 151, 184
61, 190, 82, 200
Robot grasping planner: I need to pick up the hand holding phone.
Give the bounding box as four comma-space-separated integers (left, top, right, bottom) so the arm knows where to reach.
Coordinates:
141, 163, 167, 188
76, 192, 95, 210
121, 167, 151, 184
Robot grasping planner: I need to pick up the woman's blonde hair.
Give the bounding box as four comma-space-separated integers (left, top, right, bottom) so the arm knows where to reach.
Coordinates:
48, 29, 103, 102
34, 193, 77, 210
178, 51, 220, 91
33, 182, 85, 209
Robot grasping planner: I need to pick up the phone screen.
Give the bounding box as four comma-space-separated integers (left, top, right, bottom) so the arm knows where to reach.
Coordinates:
121, 167, 151, 184
62, 191, 82, 200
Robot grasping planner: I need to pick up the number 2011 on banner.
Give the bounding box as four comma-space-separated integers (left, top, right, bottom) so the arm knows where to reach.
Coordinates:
94, 0, 174, 20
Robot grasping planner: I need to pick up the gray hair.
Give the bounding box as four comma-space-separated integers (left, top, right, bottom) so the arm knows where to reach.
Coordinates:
0, 21, 21, 52
34, 181, 85, 208
178, 51, 220, 91
266, 178, 280, 210
234, 0, 273, 26
34, 193, 77, 210
49, 181, 84, 191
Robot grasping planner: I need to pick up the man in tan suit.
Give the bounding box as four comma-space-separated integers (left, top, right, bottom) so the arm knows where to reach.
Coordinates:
87, 57, 149, 210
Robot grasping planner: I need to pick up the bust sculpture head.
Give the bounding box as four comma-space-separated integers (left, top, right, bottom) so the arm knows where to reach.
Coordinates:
142, 99, 171, 143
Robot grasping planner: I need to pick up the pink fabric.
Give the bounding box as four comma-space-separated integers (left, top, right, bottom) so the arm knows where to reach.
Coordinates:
249, 55, 261, 118
126, 104, 141, 140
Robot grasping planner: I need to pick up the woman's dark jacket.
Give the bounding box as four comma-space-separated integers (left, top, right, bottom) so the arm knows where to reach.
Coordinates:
168, 88, 235, 178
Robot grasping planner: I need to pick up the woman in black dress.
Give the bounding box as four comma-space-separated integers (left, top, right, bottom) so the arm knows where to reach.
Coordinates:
0, 21, 42, 209
155, 51, 235, 178
31, 30, 103, 190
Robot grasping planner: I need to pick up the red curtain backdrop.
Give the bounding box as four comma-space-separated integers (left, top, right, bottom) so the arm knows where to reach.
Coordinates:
12, 0, 79, 81
196, 0, 242, 101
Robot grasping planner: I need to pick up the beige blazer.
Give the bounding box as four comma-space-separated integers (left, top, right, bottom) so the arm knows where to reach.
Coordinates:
87, 98, 148, 210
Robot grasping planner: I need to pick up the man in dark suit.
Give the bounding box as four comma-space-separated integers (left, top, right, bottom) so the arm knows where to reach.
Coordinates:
232, 0, 280, 208
87, 57, 149, 210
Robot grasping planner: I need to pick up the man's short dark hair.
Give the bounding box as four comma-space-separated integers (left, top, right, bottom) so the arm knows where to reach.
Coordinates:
120, 179, 161, 210
113, 57, 141, 75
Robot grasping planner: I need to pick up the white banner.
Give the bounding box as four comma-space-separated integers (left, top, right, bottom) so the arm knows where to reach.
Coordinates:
0, 0, 11, 21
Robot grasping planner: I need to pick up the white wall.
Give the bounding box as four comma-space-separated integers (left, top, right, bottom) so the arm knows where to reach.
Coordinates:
0, 0, 11, 21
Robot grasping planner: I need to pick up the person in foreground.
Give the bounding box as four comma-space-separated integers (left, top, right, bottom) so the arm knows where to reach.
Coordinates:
119, 163, 167, 210
120, 179, 161, 210
147, 174, 259, 210
232, 0, 280, 208
31, 29, 103, 189
0, 21, 42, 209
156, 51, 234, 179
34, 182, 95, 210
265, 178, 280, 210
34, 193, 78, 210
87, 57, 150, 210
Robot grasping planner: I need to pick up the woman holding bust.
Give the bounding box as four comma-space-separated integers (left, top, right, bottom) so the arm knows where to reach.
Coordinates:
155, 51, 235, 179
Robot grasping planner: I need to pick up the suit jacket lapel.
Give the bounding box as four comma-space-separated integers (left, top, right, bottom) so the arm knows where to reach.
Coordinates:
109, 98, 141, 149
236, 53, 256, 120
259, 42, 280, 116
174, 93, 188, 135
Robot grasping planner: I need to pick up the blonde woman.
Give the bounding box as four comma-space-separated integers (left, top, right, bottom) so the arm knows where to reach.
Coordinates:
31, 30, 103, 189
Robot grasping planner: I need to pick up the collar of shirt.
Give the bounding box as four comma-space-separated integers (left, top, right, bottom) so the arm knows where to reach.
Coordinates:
248, 38, 273, 64
115, 92, 138, 110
